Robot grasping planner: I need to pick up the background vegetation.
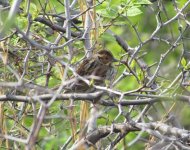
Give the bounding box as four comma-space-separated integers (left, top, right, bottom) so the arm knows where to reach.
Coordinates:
0, 0, 190, 149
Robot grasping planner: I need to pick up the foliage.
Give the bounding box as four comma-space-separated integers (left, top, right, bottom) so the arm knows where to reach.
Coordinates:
0, 0, 190, 149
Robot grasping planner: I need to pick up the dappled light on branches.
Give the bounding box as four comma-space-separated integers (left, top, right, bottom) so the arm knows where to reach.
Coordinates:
0, 0, 190, 149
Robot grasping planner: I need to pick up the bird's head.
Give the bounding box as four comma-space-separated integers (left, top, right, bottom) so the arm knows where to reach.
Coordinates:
97, 50, 117, 65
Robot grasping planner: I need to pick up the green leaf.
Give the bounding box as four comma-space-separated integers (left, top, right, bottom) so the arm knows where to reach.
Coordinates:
30, 3, 37, 13
12, 36, 20, 46
23, 117, 33, 127
135, 0, 152, 5
97, 9, 118, 19
16, 16, 27, 29
181, 57, 187, 68
130, 59, 136, 69
127, 7, 142, 16
138, 71, 144, 82
30, 3, 39, 18
110, 0, 122, 6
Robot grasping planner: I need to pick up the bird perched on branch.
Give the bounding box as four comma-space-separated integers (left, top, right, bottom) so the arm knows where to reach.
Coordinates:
67, 49, 117, 140
69, 49, 117, 92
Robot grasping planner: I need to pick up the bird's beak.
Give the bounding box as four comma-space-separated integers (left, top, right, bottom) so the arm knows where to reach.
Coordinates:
112, 57, 119, 62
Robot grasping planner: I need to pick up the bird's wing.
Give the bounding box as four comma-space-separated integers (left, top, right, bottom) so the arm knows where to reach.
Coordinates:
76, 58, 98, 76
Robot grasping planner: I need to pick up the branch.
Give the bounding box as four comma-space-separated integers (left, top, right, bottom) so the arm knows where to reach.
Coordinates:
70, 121, 190, 149
69, 123, 139, 150
0, 91, 104, 102
1, 93, 190, 106
26, 105, 47, 149
34, 17, 82, 37
136, 122, 190, 141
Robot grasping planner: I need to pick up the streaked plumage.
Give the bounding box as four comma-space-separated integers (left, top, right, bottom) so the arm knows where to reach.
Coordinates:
68, 50, 116, 92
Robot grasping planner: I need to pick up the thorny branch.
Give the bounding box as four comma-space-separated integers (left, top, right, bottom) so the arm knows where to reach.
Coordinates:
0, 0, 190, 149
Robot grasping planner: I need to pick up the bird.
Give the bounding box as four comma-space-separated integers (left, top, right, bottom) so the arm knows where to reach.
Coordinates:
68, 49, 117, 92
65, 49, 117, 141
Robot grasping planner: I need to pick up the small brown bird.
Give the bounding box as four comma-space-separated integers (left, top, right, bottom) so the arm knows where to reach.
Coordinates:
67, 50, 117, 142
68, 49, 117, 92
